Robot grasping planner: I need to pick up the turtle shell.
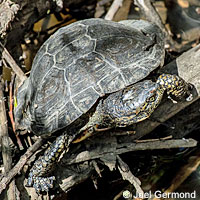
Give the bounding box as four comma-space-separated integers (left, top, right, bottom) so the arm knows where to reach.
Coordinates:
15, 18, 165, 136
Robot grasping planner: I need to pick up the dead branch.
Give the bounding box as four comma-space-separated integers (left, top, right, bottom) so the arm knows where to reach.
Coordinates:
104, 0, 123, 20
63, 138, 197, 165
162, 98, 200, 139
134, 0, 173, 46
113, 0, 132, 21
8, 73, 23, 150
59, 137, 197, 193
0, 0, 20, 38
0, 80, 16, 200
0, 138, 43, 194
0, 0, 96, 38
58, 137, 197, 192
0, 42, 27, 84
117, 156, 144, 195
8, 74, 16, 133
134, 0, 168, 36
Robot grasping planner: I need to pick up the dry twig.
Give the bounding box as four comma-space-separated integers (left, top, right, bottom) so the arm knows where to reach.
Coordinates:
0, 42, 27, 85
0, 138, 43, 194
134, 0, 173, 46
117, 156, 144, 196
104, 0, 124, 20
0, 80, 16, 200
8, 73, 23, 150
8, 74, 16, 133
64, 138, 197, 165
0, 0, 20, 37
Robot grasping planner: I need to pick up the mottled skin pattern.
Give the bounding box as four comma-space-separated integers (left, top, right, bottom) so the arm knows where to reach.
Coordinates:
14, 19, 191, 193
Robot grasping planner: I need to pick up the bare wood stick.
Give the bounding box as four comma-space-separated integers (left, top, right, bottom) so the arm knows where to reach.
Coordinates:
113, 0, 132, 21
134, 135, 172, 143
117, 156, 144, 196
104, 0, 124, 20
64, 138, 197, 165
0, 0, 20, 37
0, 0, 97, 39
0, 42, 27, 84
1, 58, 23, 150
7, 181, 16, 200
59, 163, 94, 192
8, 74, 16, 133
134, 0, 165, 30
0, 81, 10, 174
8, 73, 23, 150
0, 80, 16, 200
134, 0, 173, 46
60, 137, 197, 192
0, 138, 43, 194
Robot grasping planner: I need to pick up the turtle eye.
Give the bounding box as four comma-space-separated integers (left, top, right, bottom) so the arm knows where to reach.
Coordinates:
149, 96, 155, 102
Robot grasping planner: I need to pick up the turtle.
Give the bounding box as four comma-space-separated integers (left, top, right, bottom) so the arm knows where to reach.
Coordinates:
14, 18, 191, 193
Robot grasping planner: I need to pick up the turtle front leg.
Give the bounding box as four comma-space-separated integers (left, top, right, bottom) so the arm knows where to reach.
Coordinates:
26, 135, 68, 193
156, 74, 192, 99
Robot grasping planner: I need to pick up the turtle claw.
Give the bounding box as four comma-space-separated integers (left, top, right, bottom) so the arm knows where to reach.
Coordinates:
27, 175, 55, 193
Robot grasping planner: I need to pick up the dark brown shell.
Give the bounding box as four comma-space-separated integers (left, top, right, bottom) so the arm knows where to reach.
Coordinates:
15, 18, 165, 136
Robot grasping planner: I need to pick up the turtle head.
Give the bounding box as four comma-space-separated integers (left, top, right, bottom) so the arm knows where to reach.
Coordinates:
156, 74, 191, 99
135, 81, 164, 118
14, 78, 32, 131
123, 80, 165, 123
